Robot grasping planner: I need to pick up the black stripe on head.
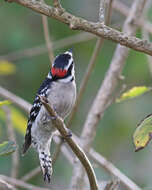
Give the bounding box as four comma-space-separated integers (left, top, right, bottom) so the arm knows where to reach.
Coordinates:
53, 53, 72, 70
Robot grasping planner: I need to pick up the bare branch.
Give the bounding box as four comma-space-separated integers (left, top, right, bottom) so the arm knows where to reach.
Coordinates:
89, 149, 142, 190
6, 0, 152, 56
21, 167, 40, 182
0, 32, 95, 62
3, 106, 19, 178
39, 96, 98, 190
0, 178, 18, 190
113, 0, 152, 35
53, 0, 62, 9
0, 86, 31, 113
41, 14, 54, 64
0, 175, 50, 190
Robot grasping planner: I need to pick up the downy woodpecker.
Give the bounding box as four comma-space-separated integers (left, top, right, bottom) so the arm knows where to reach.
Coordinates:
22, 50, 76, 182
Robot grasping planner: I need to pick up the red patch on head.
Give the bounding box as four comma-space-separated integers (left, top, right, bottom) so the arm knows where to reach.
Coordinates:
51, 67, 67, 77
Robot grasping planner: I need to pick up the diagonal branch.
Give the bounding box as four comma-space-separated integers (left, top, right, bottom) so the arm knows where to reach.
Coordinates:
6, 0, 152, 56
0, 178, 18, 190
39, 96, 98, 190
0, 86, 31, 113
0, 175, 50, 190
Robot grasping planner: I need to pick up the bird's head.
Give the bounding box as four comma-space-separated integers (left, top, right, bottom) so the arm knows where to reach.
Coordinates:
49, 49, 75, 81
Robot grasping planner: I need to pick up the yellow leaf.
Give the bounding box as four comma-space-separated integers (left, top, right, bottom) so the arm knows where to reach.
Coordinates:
0, 60, 16, 75
0, 100, 11, 106
133, 114, 152, 152
116, 86, 151, 103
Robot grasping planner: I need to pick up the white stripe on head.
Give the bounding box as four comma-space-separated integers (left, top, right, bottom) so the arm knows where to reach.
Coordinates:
58, 75, 74, 83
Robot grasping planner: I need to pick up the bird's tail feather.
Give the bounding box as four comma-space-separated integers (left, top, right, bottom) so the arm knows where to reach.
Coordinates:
39, 149, 53, 183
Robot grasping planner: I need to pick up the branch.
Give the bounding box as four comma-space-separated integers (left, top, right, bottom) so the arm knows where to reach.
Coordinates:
0, 178, 18, 190
39, 96, 98, 190
0, 175, 50, 190
89, 149, 142, 190
6, 0, 152, 56
53, 0, 62, 9
113, 0, 152, 34
0, 86, 31, 113
21, 167, 41, 182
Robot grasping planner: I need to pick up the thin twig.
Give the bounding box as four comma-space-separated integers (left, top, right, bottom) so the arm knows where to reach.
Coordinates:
7, 0, 152, 56
21, 167, 40, 182
0, 86, 31, 113
0, 32, 95, 62
70, 0, 147, 189
41, 14, 54, 64
89, 149, 141, 190
3, 106, 19, 178
0, 175, 50, 190
39, 96, 98, 190
0, 178, 18, 190
113, 0, 152, 34
53, 0, 62, 9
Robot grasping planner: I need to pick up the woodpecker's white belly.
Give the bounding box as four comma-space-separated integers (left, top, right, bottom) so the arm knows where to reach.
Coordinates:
31, 80, 76, 150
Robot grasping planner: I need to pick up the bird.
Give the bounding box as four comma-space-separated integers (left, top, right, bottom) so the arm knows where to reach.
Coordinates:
22, 49, 76, 183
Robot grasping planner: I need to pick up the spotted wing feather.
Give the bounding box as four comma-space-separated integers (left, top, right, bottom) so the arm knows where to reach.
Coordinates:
22, 78, 52, 154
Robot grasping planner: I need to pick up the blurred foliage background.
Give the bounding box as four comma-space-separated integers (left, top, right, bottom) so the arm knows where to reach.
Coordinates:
0, 0, 152, 189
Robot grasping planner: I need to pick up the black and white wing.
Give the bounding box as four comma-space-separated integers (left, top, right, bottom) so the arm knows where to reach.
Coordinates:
22, 78, 52, 154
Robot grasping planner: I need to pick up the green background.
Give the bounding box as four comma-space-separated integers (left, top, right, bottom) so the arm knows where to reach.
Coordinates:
0, 0, 152, 189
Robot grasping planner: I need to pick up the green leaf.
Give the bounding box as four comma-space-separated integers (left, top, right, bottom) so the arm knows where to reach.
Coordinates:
0, 141, 17, 156
133, 114, 152, 152
116, 86, 151, 103
0, 100, 11, 106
